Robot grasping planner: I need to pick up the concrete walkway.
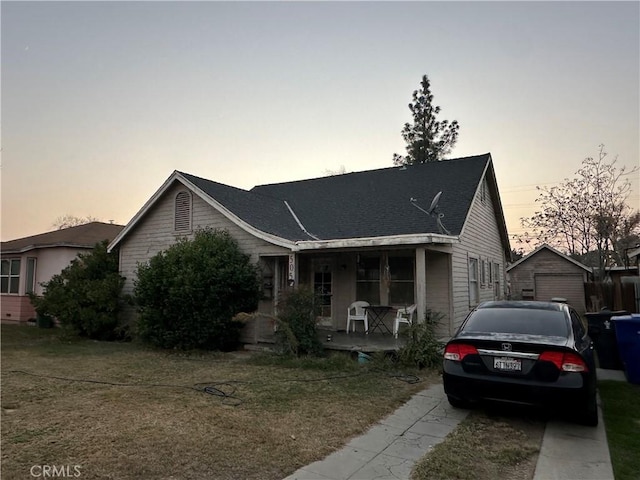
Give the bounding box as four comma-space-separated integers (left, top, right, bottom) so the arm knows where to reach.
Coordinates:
284, 383, 467, 480
284, 368, 625, 480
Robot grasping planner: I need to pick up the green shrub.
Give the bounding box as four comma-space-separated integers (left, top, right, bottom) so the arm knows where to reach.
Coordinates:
133, 228, 261, 350
397, 309, 444, 369
274, 287, 324, 357
29, 240, 126, 340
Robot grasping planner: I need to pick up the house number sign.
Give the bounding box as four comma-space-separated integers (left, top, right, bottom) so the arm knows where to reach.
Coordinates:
288, 254, 296, 282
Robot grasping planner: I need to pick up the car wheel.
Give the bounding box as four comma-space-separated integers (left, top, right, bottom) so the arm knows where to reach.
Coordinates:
579, 394, 599, 427
447, 395, 473, 409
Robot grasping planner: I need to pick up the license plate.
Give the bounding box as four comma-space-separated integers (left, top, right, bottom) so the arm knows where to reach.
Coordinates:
494, 357, 522, 371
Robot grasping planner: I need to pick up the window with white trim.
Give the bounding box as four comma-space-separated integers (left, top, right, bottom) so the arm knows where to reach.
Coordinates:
174, 191, 192, 231
480, 259, 487, 286
26, 258, 37, 294
469, 257, 479, 305
1, 259, 21, 294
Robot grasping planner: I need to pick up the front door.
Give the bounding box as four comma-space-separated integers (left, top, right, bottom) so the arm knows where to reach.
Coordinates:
313, 260, 333, 327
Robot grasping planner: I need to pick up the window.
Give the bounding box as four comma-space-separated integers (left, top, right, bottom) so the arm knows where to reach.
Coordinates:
469, 257, 479, 305
480, 259, 487, 286
465, 308, 569, 337
493, 262, 501, 299
389, 256, 414, 305
26, 258, 37, 294
313, 262, 332, 319
1, 259, 20, 294
571, 310, 587, 339
356, 256, 380, 304
174, 191, 192, 231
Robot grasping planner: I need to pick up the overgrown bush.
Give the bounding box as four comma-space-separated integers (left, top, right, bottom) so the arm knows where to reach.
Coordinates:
274, 287, 324, 357
134, 228, 261, 350
397, 309, 445, 369
29, 240, 126, 340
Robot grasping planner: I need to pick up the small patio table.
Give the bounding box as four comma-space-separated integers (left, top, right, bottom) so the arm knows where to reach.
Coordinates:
364, 305, 393, 335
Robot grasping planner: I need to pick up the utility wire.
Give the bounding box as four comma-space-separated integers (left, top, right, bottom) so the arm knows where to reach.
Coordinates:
7, 368, 421, 406
8, 370, 244, 406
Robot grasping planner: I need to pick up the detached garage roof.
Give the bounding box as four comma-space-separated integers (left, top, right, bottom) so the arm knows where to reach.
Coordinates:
507, 244, 592, 273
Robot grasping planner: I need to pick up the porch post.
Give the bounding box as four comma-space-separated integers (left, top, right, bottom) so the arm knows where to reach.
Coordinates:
415, 247, 427, 324
273, 257, 280, 315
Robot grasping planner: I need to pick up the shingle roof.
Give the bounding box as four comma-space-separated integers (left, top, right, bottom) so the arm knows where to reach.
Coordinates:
506, 244, 592, 273
180, 154, 491, 241
111, 153, 503, 252
179, 172, 308, 240
250, 154, 491, 240
1, 222, 125, 254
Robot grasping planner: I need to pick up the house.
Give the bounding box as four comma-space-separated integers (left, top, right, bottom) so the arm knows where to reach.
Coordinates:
108, 153, 511, 338
1, 222, 125, 323
506, 244, 592, 313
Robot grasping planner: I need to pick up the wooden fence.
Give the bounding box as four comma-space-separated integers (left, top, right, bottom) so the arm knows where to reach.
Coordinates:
585, 280, 639, 313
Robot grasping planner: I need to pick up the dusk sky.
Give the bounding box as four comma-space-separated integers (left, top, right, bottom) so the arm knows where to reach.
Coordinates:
2, 1, 639, 246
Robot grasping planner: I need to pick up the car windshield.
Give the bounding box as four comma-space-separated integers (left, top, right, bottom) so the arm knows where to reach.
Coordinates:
463, 308, 569, 337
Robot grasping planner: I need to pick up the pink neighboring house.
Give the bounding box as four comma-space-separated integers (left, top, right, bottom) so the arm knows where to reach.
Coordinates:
1, 222, 124, 323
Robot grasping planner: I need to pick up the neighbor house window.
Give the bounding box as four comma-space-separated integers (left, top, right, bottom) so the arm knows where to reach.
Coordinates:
469, 257, 479, 305
174, 191, 192, 231
389, 256, 414, 305
356, 255, 380, 304
1, 259, 21, 294
26, 258, 37, 294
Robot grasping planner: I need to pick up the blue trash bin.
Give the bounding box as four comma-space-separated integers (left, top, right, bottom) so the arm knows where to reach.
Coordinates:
611, 314, 640, 385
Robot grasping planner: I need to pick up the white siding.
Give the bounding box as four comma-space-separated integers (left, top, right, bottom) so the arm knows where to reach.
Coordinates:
118, 182, 290, 323
451, 177, 508, 333
425, 251, 453, 337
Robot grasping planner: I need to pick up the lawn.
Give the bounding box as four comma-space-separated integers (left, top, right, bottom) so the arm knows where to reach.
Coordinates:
599, 379, 640, 480
1, 324, 432, 480
411, 403, 545, 480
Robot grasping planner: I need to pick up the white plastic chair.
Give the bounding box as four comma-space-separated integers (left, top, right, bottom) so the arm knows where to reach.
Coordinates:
393, 304, 417, 338
346, 301, 369, 334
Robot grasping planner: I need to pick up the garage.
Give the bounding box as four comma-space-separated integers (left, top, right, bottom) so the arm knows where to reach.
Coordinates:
534, 273, 586, 312
507, 244, 592, 314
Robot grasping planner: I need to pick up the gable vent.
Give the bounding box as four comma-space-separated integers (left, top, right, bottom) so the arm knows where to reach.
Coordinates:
174, 191, 192, 231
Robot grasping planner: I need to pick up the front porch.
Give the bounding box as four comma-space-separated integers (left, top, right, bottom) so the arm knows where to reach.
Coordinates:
318, 329, 408, 354
240, 312, 411, 354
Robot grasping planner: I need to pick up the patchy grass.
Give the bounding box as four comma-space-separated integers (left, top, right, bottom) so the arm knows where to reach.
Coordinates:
1, 324, 433, 480
411, 406, 545, 480
599, 380, 640, 480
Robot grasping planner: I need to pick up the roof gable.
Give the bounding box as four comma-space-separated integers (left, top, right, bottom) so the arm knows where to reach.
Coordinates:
506, 244, 592, 273
1, 222, 125, 254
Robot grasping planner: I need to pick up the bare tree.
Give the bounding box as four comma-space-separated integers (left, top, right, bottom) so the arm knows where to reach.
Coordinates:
52, 214, 101, 230
518, 145, 639, 274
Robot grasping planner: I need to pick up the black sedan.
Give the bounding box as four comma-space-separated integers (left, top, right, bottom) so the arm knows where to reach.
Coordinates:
443, 300, 598, 426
